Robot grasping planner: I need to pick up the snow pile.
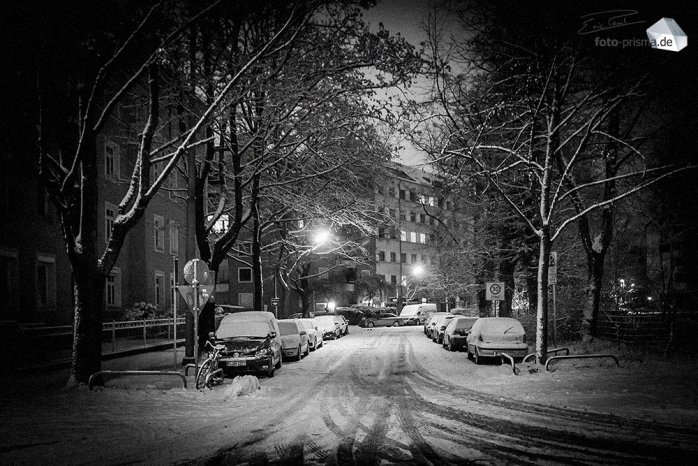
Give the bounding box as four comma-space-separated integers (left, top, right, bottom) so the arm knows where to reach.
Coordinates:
224, 375, 260, 399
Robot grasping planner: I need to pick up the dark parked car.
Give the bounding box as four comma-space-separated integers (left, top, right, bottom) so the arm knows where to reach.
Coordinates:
360, 312, 409, 328
336, 307, 365, 325
442, 317, 478, 351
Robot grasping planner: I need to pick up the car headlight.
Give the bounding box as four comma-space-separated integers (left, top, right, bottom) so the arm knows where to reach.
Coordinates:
255, 347, 273, 358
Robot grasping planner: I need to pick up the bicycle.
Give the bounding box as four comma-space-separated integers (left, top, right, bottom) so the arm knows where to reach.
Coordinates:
195, 340, 226, 389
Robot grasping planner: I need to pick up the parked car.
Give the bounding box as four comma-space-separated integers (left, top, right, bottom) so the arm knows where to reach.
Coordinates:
214, 305, 247, 328
466, 317, 528, 364
336, 307, 365, 325
431, 314, 457, 343
277, 319, 309, 361
360, 312, 409, 328
297, 318, 323, 350
213, 311, 283, 377
449, 307, 479, 317
337, 315, 349, 335
424, 312, 449, 336
314, 314, 343, 340
400, 303, 437, 325
442, 317, 478, 351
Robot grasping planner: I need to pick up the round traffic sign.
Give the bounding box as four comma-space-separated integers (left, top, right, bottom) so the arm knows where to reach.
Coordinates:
183, 259, 213, 285
489, 283, 502, 295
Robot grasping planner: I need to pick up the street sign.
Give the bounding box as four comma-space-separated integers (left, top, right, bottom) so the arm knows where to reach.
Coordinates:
177, 284, 213, 315
183, 259, 214, 286
485, 282, 505, 301
271, 297, 280, 306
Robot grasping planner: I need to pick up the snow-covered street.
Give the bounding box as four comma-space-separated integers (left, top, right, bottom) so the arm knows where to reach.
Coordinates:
2, 325, 698, 464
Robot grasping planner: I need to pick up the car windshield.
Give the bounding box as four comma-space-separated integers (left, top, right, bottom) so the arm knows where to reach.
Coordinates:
484, 319, 524, 335
315, 315, 335, 324
217, 319, 270, 339
456, 318, 478, 329
278, 321, 299, 335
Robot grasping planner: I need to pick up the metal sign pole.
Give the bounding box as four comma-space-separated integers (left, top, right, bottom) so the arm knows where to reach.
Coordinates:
552, 284, 557, 347
173, 255, 178, 371
193, 261, 199, 377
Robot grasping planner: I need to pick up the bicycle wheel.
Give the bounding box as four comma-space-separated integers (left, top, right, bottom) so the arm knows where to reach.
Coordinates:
195, 358, 214, 389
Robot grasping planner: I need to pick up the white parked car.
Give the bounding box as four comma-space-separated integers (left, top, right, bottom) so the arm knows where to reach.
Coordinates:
466, 317, 528, 364
314, 314, 343, 340
277, 319, 309, 361
298, 318, 323, 350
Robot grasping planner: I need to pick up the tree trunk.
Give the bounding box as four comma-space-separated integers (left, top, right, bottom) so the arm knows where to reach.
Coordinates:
252, 201, 263, 312
67, 265, 106, 387
583, 251, 605, 340
535, 229, 551, 365
498, 257, 516, 317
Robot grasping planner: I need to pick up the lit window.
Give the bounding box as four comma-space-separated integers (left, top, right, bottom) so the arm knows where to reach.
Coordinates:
106, 267, 122, 307
36, 254, 56, 308
410, 232, 417, 243
400, 230, 406, 241
419, 233, 426, 244
153, 215, 164, 252
169, 221, 179, 254
105, 202, 117, 244
104, 141, 120, 179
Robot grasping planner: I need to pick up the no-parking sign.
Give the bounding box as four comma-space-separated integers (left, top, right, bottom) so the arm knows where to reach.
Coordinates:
485, 282, 505, 301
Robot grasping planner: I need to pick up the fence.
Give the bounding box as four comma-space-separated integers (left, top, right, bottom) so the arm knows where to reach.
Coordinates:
596, 309, 698, 351
15, 318, 186, 368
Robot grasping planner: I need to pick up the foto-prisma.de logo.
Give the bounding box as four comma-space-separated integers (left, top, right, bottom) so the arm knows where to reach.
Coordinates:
646, 18, 687, 52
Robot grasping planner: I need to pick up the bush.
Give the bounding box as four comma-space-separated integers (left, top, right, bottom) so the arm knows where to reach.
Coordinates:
121, 302, 160, 321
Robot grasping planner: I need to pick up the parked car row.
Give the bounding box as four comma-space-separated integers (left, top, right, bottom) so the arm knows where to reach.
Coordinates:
425, 314, 528, 364
209, 311, 350, 379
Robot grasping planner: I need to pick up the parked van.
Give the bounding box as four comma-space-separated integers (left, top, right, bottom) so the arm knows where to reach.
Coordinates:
400, 303, 437, 325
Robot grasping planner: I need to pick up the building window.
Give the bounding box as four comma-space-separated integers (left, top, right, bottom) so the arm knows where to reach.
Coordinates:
446, 200, 452, 210
400, 230, 406, 241
420, 213, 426, 224
399, 212, 406, 221
36, 254, 56, 308
378, 227, 385, 238
153, 214, 164, 252
105, 202, 117, 244
410, 192, 418, 202
388, 187, 396, 197
429, 217, 435, 226
238, 267, 252, 283
106, 267, 122, 307
411, 254, 417, 263
410, 232, 417, 243
399, 189, 406, 200
419, 233, 426, 244
238, 293, 254, 308
410, 211, 416, 222
0, 249, 19, 314
155, 271, 164, 307
390, 252, 396, 262
169, 221, 179, 254
378, 251, 385, 262
390, 275, 397, 285
104, 141, 120, 179
400, 253, 407, 263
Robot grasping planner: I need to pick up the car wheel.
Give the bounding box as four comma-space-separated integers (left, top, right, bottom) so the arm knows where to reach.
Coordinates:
474, 349, 482, 365
267, 366, 275, 377
296, 345, 302, 361
467, 347, 473, 360
304, 343, 310, 356
368, 322, 374, 328
275, 352, 282, 369
392, 321, 399, 327
447, 340, 454, 352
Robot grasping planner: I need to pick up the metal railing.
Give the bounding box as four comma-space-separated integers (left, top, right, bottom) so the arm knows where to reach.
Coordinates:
17, 318, 185, 367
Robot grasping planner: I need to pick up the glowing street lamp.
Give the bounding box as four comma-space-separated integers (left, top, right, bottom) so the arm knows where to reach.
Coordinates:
412, 264, 425, 277
312, 230, 331, 247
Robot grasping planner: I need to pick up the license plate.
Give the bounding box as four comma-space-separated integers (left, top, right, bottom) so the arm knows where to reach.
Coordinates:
226, 360, 246, 367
